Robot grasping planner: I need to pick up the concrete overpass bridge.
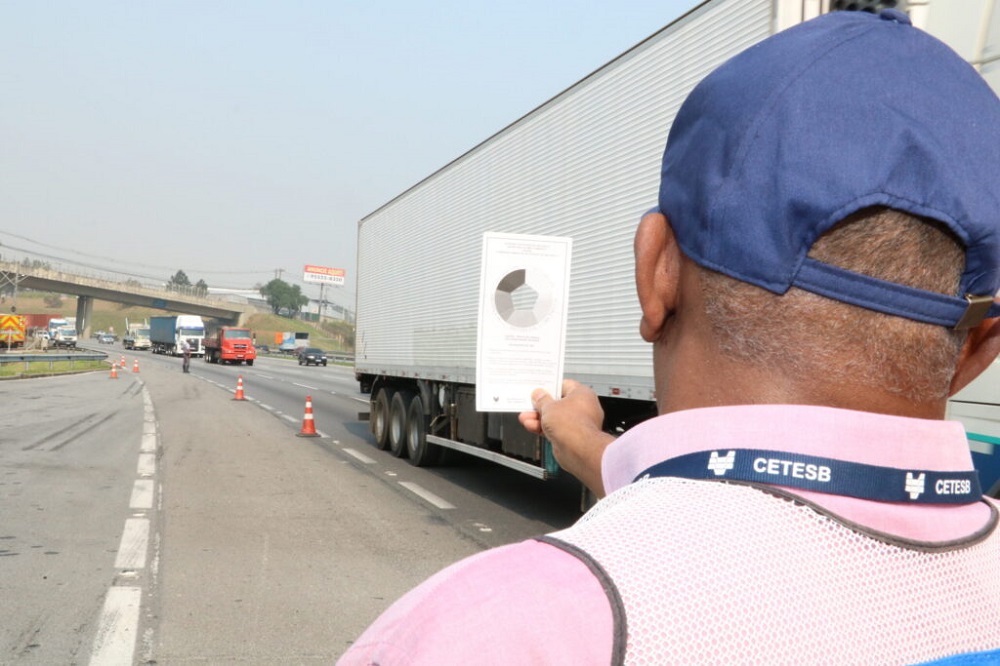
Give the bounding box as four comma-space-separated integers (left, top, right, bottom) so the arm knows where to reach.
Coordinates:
0, 260, 255, 338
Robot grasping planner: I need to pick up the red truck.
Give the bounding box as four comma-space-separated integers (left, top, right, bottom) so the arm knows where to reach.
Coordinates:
22, 313, 62, 338
203, 326, 256, 366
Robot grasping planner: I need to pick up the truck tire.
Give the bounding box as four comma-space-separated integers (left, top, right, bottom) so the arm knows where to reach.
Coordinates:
246, 360, 253, 366
405, 394, 441, 467
388, 390, 412, 458
372, 387, 394, 450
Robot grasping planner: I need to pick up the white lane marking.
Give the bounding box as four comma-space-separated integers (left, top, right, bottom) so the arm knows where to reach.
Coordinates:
130, 480, 154, 510
282, 415, 298, 423
350, 396, 369, 404
256, 373, 274, 379
293, 382, 318, 390
140, 433, 156, 453
137, 453, 155, 477
90, 586, 142, 665
398, 482, 456, 510
343, 449, 376, 464
114, 518, 150, 569
142, 422, 155, 435
259, 404, 273, 411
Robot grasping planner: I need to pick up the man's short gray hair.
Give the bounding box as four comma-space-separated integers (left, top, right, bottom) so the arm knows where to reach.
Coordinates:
700, 208, 967, 402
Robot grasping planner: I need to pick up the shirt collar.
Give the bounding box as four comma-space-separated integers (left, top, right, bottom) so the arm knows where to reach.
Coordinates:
602, 404, 974, 495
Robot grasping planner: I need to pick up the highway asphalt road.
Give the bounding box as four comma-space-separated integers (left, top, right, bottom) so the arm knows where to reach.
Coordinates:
0, 345, 582, 663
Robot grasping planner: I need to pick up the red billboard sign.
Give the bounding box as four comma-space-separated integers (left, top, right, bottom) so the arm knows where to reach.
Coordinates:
303, 265, 346, 285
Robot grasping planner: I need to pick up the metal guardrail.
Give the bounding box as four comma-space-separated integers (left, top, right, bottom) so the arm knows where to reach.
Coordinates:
329, 353, 355, 364
0, 351, 108, 370
270, 350, 355, 364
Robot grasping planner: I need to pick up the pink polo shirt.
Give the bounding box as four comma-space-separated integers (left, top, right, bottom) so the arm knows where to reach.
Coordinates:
338, 405, 993, 665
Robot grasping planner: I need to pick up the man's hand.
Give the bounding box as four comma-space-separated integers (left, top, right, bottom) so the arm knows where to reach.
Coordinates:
518, 379, 614, 498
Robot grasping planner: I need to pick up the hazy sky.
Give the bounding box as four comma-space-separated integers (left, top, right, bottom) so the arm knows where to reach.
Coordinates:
0, 1, 697, 309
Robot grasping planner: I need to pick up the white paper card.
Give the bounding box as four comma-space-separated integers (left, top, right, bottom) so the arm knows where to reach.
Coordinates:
476, 232, 572, 412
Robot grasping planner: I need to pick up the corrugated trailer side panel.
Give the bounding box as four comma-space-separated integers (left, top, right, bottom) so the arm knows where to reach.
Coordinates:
356, 0, 773, 400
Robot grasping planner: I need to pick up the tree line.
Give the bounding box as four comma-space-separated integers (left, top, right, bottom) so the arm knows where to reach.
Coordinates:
168, 270, 309, 318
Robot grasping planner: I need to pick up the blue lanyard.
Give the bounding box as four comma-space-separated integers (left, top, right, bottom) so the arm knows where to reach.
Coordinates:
634, 449, 982, 505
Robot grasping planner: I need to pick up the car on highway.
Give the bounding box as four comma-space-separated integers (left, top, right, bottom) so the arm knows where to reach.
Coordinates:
98, 334, 115, 344
298, 347, 328, 366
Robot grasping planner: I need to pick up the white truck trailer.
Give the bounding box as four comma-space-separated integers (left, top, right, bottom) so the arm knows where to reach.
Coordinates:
355, 0, 1000, 493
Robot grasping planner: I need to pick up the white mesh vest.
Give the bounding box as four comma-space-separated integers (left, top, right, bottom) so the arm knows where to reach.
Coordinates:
545, 478, 1000, 665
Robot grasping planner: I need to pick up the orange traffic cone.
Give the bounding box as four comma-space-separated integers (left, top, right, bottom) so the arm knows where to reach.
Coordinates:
132, 359, 140, 373
109, 363, 118, 379
296, 395, 320, 437
234, 375, 246, 401
121, 354, 126, 367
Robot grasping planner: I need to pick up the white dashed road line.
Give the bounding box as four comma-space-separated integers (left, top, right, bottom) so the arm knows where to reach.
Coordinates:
114, 518, 150, 569
130, 480, 155, 510
137, 453, 156, 477
91, 383, 157, 665
90, 587, 142, 665
398, 482, 456, 510
343, 448, 377, 464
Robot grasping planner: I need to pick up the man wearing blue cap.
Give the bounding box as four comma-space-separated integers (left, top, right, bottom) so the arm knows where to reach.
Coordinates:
340, 10, 1000, 664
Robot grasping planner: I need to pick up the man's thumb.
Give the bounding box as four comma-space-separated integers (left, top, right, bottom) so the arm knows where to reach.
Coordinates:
531, 388, 552, 410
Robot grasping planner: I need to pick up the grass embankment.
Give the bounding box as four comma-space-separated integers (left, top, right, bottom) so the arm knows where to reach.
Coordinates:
243, 312, 353, 353
0, 359, 107, 379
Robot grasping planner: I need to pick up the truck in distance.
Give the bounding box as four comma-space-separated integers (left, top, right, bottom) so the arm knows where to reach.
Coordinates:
150, 315, 206, 356
46, 317, 70, 341
279, 331, 310, 355
123, 319, 152, 350
203, 326, 256, 365
21, 314, 60, 340
0, 315, 26, 349
51, 326, 78, 348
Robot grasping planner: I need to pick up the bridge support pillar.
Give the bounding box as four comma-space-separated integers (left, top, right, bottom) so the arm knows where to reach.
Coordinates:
76, 296, 94, 339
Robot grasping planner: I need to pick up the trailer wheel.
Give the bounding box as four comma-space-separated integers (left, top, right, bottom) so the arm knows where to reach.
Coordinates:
246, 360, 253, 366
405, 394, 441, 467
372, 387, 394, 450
388, 390, 412, 458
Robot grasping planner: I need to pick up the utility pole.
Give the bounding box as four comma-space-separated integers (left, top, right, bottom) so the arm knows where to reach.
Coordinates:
274, 268, 284, 281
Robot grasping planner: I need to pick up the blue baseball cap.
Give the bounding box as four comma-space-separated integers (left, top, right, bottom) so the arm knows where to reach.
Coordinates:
658, 9, 1000, 329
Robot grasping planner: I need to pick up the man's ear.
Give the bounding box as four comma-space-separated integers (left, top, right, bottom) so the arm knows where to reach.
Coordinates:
634, 211, 681, 343
949, 312, 1000, 396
